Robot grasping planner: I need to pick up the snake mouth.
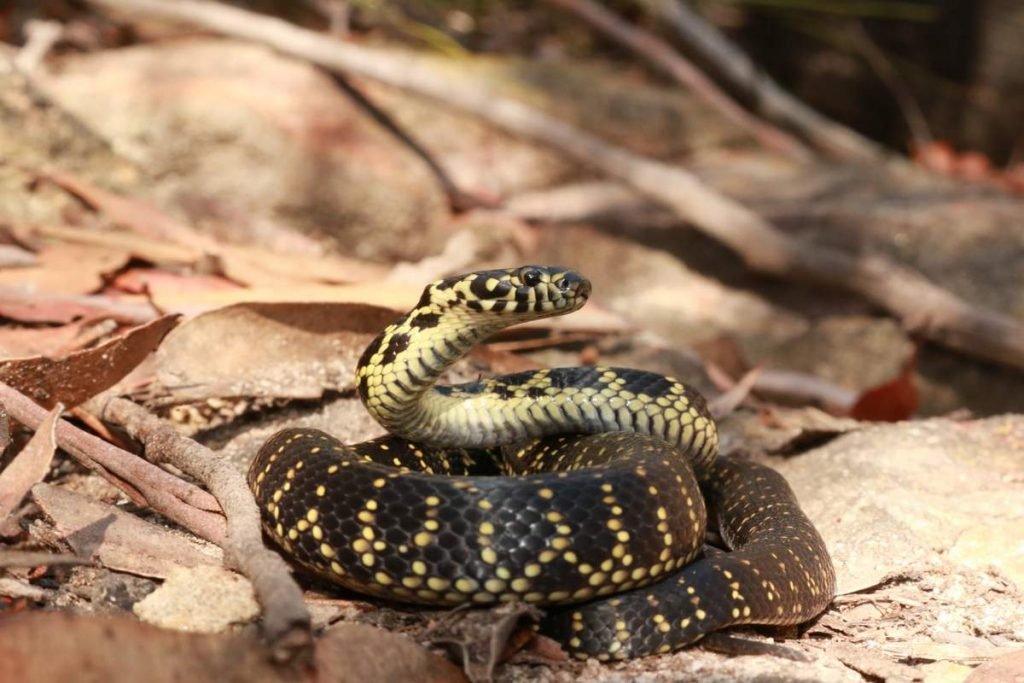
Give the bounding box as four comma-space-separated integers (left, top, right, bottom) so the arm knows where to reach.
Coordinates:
555, 270, 591, 307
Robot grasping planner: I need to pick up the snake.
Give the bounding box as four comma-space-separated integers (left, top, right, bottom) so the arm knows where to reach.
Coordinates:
248, 265, 835, 660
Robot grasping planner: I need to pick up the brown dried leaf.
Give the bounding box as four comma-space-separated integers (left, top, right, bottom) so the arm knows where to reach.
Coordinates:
29, 223, 388, 288
0, 242, 130, 294
0, 322, 88, 359
0, 314, 179, 408
154, 302, 397, 403
31, 483, 222, 579
754, 406, 862, 454
106, 267, 242, 297
217, 244, 389, 287
0, 613, 467, 683
0, 403, 61, 523
419, 603, 542, 682
0, 288, 155, 325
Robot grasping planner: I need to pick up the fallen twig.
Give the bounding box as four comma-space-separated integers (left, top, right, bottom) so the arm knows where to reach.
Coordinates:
544, 0, 812, 160
639, 0, 882, 160
0, 550, 93, 569
0, 383, 222, 536
82, 0, 1024, 370
85, 395, 312, 663
324, 70, 493, 212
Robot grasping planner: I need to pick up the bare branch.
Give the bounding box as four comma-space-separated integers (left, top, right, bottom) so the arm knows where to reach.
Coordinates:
543, 0, 812, 160
639, 0, 882, 160
85, 395, 313, 664
0, 382, 222, 536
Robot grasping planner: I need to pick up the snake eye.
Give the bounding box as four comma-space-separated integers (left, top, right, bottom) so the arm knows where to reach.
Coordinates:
521, 269, 542, 287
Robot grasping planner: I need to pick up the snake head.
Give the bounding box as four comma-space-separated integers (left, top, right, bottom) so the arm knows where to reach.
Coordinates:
428, 266, 591, 318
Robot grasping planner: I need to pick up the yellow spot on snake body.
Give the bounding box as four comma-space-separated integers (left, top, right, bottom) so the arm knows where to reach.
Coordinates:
538, 550, 558, 563
361, 553, 375, 567
454, 578, 477, 593
479, 522, 495, 535
481, 548, 498, 564
427, 577, 449, 591
414, 532, 432, 546
510, 578, 531, 592
425, 495, 440, 506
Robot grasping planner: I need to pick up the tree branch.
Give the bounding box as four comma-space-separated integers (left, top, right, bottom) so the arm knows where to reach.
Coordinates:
84, 395, 313, 663
543, 0, 813, 160
640, 0, 882, 160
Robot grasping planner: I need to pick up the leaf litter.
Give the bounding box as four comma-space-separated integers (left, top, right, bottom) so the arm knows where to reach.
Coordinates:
0, 22, 1022, 683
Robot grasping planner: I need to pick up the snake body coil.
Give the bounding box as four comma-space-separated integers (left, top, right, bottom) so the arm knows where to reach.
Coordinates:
249, 266, 835, 660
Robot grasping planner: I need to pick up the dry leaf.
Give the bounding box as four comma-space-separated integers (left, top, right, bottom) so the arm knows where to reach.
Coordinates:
0, 404, 61, 523
0, 315, 179, 408
31, 483, 222, 579
850, 349, 919, 422
154, 302, 397, 402
0, 612, 468, 683
0, 322, 88, 358
0, 242, 130, 294
0, 287, 155, 325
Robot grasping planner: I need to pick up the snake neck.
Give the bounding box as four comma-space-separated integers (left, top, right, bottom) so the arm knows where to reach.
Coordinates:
356, 303, 504, 435
355, 307, 719, 474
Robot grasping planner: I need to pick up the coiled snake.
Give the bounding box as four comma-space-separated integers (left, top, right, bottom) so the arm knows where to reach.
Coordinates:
248, 266, 835, 660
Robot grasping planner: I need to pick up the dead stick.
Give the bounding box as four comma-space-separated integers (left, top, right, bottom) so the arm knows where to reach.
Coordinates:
0, 551, 92, 569
86, 395, 312, 663
640, 0, 881, 160
544, 0, 812, 160
82, 0, 1024, 369
0, 383, 222, 537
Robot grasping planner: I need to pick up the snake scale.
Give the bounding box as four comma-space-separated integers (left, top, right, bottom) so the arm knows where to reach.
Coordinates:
248, 266, 835, 660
